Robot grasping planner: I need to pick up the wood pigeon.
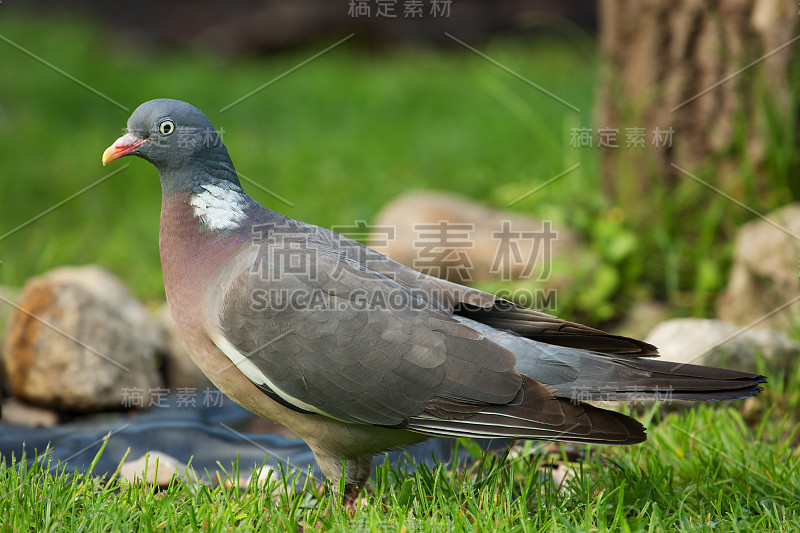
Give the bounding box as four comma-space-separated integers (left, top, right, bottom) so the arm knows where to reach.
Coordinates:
102, 99, 765, 504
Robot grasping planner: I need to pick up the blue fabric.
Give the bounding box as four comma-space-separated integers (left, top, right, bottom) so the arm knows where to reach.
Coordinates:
0, 397, 510, 485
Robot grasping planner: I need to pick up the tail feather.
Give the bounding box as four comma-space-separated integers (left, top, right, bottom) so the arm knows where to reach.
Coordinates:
452, 313, 766, 402
413, 314, 766, 447
454, 301, 659, 356
550, 357, 766, 402
409, 378, 646, 445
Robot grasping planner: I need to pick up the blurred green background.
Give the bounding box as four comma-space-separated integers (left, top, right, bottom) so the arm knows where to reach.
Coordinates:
0, 5, 795, 327
0, 13, 597, 294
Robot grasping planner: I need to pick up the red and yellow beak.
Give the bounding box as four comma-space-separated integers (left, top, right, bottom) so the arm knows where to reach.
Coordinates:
102, 133, 148, 165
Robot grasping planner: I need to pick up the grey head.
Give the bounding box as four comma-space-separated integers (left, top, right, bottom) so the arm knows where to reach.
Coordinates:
103, 99, 241, 195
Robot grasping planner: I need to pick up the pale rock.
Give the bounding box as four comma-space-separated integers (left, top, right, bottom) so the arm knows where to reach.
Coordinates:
120, 451, 199, 488
370, 191, 581, 285
0, 397, 59, 427
1, 266, 164, 411
645, 318, 798, 373
612, 300, 672, 341
221, 465, 279, 491
717, 203, 800, 332
0, 286, 20, 338
0, 286, 21, 397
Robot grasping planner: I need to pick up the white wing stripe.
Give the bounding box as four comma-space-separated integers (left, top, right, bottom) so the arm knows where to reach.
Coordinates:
213, 334, 340, 419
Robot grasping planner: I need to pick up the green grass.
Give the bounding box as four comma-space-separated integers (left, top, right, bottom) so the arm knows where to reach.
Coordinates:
2, 378, 799, 532
2, 360, 799, 532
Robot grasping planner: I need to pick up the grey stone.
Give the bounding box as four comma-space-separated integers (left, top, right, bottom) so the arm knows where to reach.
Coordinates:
612, 300, 672, 341
370, 191, 582, 285
120, 451, 199, 488
0, 397, 59, 427
0, 286, 22, 397
1, 266, 164, 412
0, 286, 21, 339
717, 203, 800, 332
645, 318, 798, 373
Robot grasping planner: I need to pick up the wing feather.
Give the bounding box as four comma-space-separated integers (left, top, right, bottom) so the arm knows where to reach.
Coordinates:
215, 225, 521, 426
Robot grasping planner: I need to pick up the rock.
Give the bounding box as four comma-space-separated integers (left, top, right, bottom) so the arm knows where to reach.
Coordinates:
0, 287, 20, 394
644, 318, 798, 373
612, 300, 672, 340
1, 266, 164, 412
153, 305, 211, 390
0, 286, 21, 339
0, 397, 59, 427
120, 451, 199, 488
120, 451, 275, 491
717, 203, 800, 332
221, 465, 279, 491
0, 286, 21, 397
369, 191, 581, 285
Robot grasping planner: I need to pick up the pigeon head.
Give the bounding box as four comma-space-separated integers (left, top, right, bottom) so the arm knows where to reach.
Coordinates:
102, 99, 239, 194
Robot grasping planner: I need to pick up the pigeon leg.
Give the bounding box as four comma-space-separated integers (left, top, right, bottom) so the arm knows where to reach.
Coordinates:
313, 450, 373, 508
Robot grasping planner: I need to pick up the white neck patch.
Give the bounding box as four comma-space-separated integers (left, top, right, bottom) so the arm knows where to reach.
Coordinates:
189, 183, 248, 230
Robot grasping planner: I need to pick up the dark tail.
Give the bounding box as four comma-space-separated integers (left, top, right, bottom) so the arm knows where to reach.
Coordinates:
408, 378, 646, 445
406, 356, 763, 446
548, 355, 766, 402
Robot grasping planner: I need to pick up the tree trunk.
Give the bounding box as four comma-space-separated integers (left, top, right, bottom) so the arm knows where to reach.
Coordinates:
598, 0, 800, 214
596, 0, 800, 309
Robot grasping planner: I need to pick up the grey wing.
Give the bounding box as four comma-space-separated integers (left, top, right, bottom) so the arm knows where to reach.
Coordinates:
312, 226, 657, 356
215, 246, 521, 426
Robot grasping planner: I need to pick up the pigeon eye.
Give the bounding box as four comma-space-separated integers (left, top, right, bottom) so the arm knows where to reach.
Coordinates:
158, 119, 175, 136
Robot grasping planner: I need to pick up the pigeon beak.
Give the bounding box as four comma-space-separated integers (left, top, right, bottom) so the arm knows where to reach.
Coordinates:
102, 133, 149, 165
